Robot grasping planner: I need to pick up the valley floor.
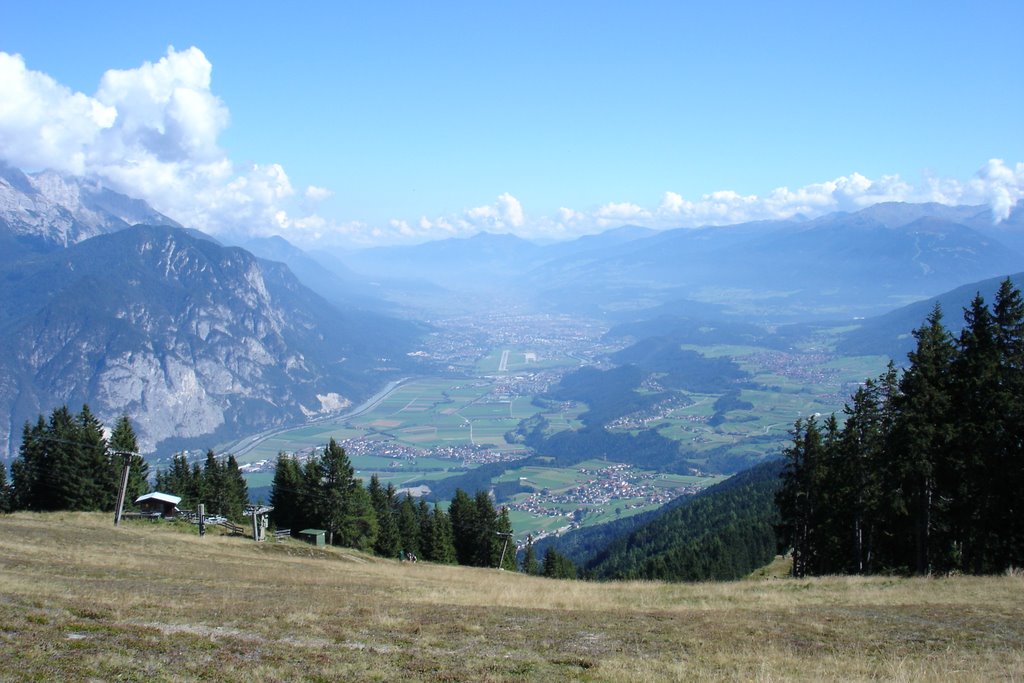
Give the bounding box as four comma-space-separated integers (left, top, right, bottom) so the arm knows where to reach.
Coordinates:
1, 512, 1021, 682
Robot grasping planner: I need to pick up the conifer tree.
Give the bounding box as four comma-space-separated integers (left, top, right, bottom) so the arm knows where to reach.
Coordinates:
48, 406, 84, 510
836, 380, 887, 573
951, 294, 1000, 573
299, 455, 323, 531
223, 454, 249, 521
775, 416, 826, 577
891, 304, 956, 574
542, 547, 576, 579
397, 494, 421, 558
0, 461, 11, 513
417, 499, 433, 560
991, 279, 1024, 568
308, 438, 376, 549
428, 502, 456, 564
473, 490, 499, 567
448, 488, 476, 565
316, 438, 353, 546
110, 415, 148, 505
368, 475, 400, 558
203, 450, 227, 516
11, 417, 46, 510
77, 405, 112, 511
270, 452, 302, 532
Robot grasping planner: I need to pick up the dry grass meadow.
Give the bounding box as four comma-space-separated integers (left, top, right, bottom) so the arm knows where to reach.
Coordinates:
1, 511, 1022, 682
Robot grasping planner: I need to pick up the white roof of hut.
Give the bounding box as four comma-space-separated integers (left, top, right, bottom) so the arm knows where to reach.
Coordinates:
134, 492, 182, 505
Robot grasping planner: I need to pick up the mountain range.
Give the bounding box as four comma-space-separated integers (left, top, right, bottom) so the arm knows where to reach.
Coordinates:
0, 170, 427, 456
0, 163, 180, 258
2, 163, 1023, 458
342, 202, 1024, 320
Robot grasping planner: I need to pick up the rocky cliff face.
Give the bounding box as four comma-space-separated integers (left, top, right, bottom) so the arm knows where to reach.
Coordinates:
0, 164, 180, 250
0, 214, 424, 456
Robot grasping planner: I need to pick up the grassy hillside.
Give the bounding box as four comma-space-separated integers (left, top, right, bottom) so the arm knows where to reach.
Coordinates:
1, 513, 1022, 681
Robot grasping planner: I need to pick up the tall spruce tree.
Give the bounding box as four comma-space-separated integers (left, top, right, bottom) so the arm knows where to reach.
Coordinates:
11, 417, 46, 510
109, 415, 148, 505
991, 279, 1024, 568
223, 455, 249, 521
77, 405, 112, 511
397, 494, 421, 558
428, 502, 456, 564
48, 406, 85, 510
775, 416, 827, 577
203, 450, 227, 516
417, 499, 434, 560
309, 438, 376, 549
368, 475, 400, 558
951, 294, 1000, 573
891, 304, 956, 574
473, 490, 499, 567
448, 489, 477, 565
270, 452, 302, 532
836, 379, 888, 573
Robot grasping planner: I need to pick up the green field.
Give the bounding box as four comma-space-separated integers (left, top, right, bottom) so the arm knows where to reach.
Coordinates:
232, 337, 890, 536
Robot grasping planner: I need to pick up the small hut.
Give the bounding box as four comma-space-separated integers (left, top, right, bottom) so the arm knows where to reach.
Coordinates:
134, 492, 182, 517
299, 529, 327, 547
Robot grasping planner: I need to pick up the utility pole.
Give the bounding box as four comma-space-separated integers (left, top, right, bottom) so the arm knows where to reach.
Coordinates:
496, 531, 514, 570
113, 450, 133, 526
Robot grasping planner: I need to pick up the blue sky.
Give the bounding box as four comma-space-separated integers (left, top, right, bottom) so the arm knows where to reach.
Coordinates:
2, 1, 1022, 247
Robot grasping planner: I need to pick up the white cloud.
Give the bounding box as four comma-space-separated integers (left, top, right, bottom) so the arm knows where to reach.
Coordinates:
0, 48, 1020, 248
594, 201, 651, 227
304, 185, 333, 201
0, 52, 116, 174
0, 47, 334, 245
496, 192, 524, 227
93, 46, 227, 164
967, 159, 1024, 221
463, 192, 525, 230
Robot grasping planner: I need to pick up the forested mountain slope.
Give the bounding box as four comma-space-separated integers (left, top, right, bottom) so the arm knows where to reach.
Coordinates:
537, 459, 783, 581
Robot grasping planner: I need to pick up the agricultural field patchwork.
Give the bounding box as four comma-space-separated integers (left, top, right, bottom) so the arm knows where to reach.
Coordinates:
221, 334, 890, 540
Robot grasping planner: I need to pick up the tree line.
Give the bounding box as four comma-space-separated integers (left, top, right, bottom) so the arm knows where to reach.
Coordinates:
5, 405, 148, 513
584, 459, 781, 581
153, 451, 249, 522
268, 438, 518, 569
776, 279, 1024, 576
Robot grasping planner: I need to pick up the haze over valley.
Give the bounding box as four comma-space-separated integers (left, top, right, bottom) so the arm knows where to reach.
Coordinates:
3, 161, 1023, 543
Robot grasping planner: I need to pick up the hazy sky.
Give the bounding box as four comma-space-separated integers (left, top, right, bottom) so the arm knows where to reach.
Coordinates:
2, 1, 1022, 247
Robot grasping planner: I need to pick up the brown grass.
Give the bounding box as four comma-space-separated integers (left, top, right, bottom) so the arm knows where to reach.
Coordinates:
1, 511, 1022, 681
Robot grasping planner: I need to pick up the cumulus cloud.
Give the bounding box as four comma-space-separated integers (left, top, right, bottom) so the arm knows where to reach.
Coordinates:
380, 160, 1022, 245
0, 48, 1020, 248
647, 161, 1023, 230
463, 192, 525, 230
0, 47, 330, 244
968, 159, 1024, 221
0, 52, 116, 174
594, 201, 651, 227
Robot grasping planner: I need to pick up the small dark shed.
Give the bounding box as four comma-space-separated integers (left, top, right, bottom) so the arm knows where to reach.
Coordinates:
135, 492, 182, 517
299, 529, 327, 547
